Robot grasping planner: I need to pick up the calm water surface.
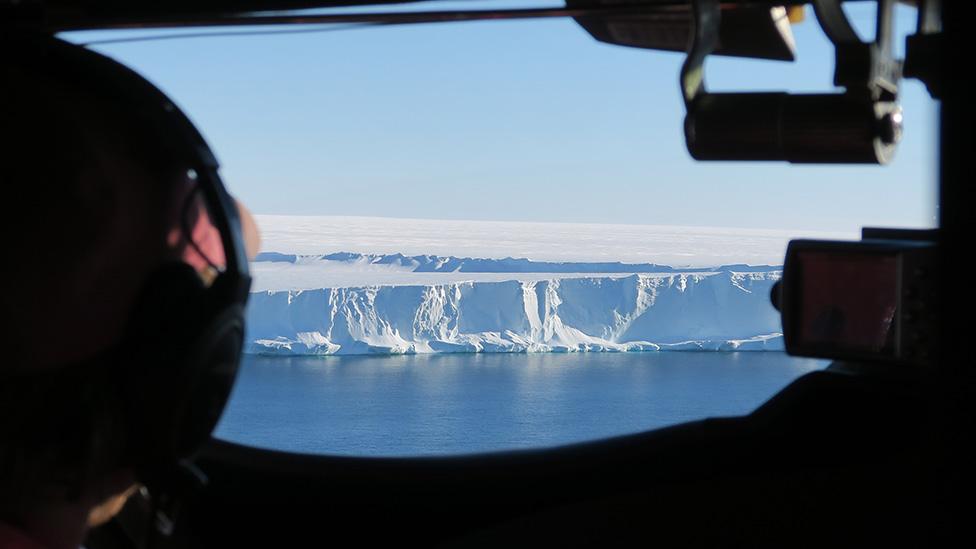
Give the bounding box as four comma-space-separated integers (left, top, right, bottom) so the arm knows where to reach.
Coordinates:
215, 352, 825, 456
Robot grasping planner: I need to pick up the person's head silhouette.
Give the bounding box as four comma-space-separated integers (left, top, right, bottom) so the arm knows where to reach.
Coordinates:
0, 33, 260, 549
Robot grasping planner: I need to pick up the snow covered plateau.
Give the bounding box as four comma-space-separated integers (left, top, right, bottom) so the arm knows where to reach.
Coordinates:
244, 216, 852, 356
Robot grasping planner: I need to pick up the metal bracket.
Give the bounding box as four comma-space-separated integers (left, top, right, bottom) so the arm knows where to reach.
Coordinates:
681, 0, 904, 164
903, 0, 942, 98
813, 0, 901, 102
680, 0, 720, 107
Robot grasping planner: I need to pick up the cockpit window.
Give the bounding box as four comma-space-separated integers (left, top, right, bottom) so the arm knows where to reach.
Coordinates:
60, 1, 935, 456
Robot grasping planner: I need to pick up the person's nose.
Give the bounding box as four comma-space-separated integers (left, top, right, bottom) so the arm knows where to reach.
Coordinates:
236, 199, 261, 261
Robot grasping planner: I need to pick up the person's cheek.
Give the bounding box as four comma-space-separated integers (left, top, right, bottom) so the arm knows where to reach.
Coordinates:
173, 195, 225, 273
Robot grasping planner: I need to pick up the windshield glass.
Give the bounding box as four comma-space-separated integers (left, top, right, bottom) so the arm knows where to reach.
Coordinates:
61, 0, 936, 457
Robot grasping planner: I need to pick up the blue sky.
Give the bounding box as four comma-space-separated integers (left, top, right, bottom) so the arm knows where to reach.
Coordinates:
63, 1, 937, 233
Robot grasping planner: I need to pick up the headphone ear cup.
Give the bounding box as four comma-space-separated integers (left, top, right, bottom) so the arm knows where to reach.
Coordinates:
121, 263, 210, 470
122, 263, 246, 473
177, 299, 244, 457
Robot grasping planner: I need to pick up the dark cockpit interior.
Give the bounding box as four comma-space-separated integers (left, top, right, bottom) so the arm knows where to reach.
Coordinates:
1, 1, 966, 547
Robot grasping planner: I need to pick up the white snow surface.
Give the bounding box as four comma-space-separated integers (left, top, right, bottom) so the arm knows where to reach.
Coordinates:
244, 216, 847, 356
255, 215, 853, 268
250, 251, 779, 290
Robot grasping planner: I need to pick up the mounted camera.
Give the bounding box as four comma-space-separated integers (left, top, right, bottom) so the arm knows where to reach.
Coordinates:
681, 0, 907, 164
772, 228, 937, 366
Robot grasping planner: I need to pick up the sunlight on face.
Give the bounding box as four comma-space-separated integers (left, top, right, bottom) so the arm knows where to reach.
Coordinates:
166, 194, 261, 284
237, 199, 261, 262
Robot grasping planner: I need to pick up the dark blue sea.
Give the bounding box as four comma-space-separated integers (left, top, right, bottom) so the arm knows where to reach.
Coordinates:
214, 352, 825, 456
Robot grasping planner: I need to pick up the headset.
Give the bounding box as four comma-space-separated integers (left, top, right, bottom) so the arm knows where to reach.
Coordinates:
4, 33, 253, 489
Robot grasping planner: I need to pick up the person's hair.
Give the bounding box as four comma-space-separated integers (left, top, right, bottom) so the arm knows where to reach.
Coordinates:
0, 35, 192, 517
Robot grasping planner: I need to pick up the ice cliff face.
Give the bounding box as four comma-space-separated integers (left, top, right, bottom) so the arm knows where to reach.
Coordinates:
245, 270, 784, 356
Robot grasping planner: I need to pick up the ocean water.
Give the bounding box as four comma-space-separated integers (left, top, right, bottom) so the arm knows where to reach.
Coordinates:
214, 352, 826, 457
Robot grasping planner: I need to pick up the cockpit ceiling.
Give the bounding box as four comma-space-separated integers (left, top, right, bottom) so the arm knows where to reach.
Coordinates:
6, 0, 420, 28
10, 0, 800, 62
11, 1, 800, 32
